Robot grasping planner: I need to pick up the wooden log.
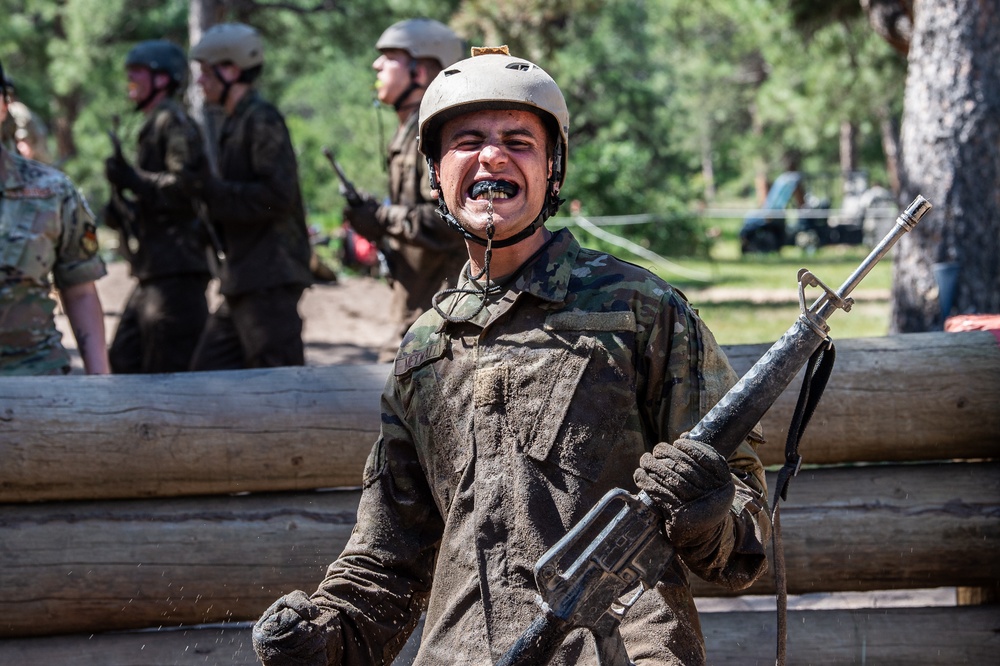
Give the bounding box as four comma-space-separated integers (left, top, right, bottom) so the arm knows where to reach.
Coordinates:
1, 605, 998, 665
0, 490, 360, 637
0, 331, 997, 503
690, 461, 1000, 598
0, 364, 390, 502
726, 329, 1000, 466
1, 462, 997, 637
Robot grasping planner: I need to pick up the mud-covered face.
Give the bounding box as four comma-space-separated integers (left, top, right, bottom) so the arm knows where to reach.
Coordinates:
436, 108, 553, 242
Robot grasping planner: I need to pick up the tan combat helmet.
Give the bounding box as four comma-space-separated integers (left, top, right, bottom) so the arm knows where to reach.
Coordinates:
417, 47, 570, 248
376, 18, 464, 69
190, 23, 264, 70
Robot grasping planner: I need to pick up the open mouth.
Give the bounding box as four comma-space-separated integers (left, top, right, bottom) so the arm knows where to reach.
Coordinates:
469, 180, 519, 201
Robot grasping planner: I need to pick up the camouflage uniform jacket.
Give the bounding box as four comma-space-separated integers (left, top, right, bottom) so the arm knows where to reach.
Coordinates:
205, 91, 312, 297
0, 148, 106, 374
311, 228, 771, 665
107, 97, 211, 281
378, 111, 467, 332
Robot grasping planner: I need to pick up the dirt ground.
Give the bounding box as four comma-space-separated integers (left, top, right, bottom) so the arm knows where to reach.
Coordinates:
58, 260, 397, 370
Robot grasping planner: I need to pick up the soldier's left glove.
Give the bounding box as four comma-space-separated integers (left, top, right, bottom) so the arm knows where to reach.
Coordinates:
105, 154, 142, 192
634, 437, 735, 549
253, 590, 343, 666
342, 193, 383, 242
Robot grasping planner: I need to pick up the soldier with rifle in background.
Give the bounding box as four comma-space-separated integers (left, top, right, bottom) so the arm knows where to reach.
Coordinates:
252, 48, 771, 665
188, 23, 313, 370
342, 18, 468, 362
104, 39, 214, 374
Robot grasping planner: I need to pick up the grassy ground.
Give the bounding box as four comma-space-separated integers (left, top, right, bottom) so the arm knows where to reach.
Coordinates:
566, 215, 893, 346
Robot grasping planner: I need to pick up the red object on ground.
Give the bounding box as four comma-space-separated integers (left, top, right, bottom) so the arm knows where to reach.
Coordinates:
944, 314, 1000, 345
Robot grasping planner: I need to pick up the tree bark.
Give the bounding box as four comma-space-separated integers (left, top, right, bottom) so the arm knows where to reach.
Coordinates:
890, 0, 1000, 332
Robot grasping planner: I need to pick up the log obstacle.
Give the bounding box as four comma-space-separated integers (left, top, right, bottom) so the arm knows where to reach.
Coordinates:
0, 463, 996, 636
1, 331, 997, 503
0, 331, 997, 660
2, 605, 997, 665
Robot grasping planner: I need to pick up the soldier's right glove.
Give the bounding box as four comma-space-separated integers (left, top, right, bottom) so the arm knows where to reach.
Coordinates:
252, 590, 342, 666
634, 437, 735, 549
342, 193, 382, 242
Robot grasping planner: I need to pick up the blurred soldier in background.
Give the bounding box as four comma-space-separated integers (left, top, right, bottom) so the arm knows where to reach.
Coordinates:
104, 39, 213, 374
343, 18, 468, 362
0, 72, 53, 163
189, 23, 313, 370
1, 57, 108, 375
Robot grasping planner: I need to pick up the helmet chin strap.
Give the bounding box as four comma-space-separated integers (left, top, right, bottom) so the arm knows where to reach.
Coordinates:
391, 60, 423, 113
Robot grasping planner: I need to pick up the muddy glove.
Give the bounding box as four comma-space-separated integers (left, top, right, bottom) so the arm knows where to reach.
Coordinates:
253, 590, 342, 666
105, 153, 142, 193
634, 438, 735, 550
342, 193, 383, 242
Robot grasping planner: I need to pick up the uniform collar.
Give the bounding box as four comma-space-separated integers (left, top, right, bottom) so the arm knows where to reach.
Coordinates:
441, 227, 580, 328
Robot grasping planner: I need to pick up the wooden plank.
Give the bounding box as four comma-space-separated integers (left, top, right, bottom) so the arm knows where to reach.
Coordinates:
0, 331, 997, 503
1, 462, 997, 637
1, 605, 997, 665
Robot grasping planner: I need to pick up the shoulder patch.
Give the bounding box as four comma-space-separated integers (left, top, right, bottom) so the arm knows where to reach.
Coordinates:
80, 222, 99, 254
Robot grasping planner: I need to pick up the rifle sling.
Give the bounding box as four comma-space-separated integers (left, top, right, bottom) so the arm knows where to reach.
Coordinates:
770, 340, 836, 666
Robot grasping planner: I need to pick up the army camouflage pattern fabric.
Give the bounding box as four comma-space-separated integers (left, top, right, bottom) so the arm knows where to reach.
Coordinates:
105, 97, 211, 281
295, 228, 771, 665
1, 148, 106, 375
201, 90, 312, 297
376, 112, 467, 358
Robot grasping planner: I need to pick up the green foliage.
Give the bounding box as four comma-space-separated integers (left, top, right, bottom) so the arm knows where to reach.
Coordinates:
1, 0, 906, 246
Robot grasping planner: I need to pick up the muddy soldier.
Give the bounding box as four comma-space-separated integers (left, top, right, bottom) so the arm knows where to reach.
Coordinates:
188, 23, 313, 370
344, 19, 467, 362
253, 49, 771, 665
104, 40, 213, 374
0, 57, 108, 375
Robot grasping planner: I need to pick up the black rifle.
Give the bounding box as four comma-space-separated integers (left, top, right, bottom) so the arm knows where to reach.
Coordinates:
322, 146, 363, 208
496, 196, 933, 666
106, 115, 139, 258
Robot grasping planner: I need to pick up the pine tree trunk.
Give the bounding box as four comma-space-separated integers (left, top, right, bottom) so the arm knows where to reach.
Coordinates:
187, 0, 224, 171
891, 0, 1000, 332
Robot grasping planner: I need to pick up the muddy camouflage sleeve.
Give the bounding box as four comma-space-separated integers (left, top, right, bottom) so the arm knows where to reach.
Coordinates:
642, 292, 771, 590
300, 385, 440, 665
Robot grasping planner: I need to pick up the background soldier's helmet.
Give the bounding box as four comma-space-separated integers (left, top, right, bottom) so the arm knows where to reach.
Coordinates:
190, 23, 265, 70
375, 18, 465, 69
125, 40, 188, 87
417, 50, 570, 187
